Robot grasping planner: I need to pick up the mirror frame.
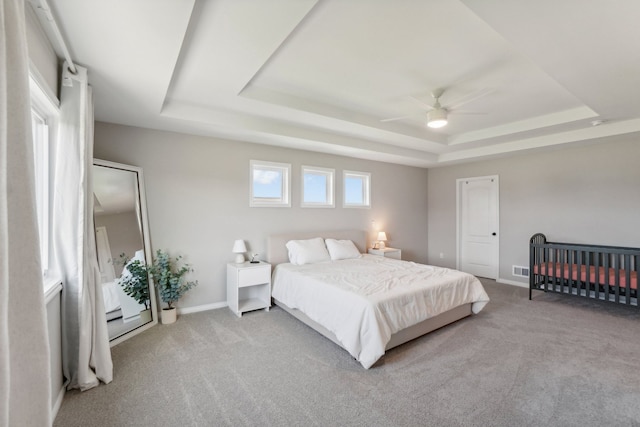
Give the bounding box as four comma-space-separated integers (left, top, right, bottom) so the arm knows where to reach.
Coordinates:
94, 159, 158, 346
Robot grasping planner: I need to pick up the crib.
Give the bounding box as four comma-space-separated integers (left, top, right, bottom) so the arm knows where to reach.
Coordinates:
529, 233, 638, 308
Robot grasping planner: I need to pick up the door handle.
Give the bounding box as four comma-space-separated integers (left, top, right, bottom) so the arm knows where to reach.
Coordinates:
492, 232, 497, 236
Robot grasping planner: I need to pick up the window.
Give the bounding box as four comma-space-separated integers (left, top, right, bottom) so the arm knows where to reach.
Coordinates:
343, 170, 371, 208
301, 165, 334, 208
29, 72, 59, 280
250, 160, 291, 207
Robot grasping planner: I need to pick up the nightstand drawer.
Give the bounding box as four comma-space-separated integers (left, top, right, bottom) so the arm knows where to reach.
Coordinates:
238, 267, 270, 287
368, 247, 401, 260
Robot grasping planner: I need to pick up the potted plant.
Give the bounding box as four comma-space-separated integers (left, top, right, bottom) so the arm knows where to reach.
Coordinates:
149, 249, 198, 324
116, 252, 152, 323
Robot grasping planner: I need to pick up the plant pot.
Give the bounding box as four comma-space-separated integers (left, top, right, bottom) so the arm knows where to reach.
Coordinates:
139, 308, 152, 323
161, 307, 177, 324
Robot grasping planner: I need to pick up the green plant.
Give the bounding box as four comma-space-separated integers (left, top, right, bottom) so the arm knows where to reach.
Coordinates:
115, 253, 150, 310
149, 249, 198, 309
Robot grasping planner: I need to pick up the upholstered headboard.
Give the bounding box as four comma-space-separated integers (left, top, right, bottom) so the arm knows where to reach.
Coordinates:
267, 229, 368, 266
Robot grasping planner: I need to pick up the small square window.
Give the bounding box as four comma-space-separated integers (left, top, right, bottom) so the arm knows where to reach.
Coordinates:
343, 170, 371, 208
301, 166, 335, 208
250, 160, 291, 207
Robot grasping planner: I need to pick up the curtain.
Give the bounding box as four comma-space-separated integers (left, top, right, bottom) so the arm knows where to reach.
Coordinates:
53, 63, 112, 391
0, 0, 52, 425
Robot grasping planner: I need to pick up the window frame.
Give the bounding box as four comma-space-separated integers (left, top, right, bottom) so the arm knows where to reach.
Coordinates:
249, 160, 291, 207
301, 165, 335, 208
343, 170, 371, 208
29, 69, 60, 291
31, 107, 49, 274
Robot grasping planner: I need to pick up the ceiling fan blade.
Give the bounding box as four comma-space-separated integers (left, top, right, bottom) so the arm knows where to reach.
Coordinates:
408, 95, 434, 111
380, 113, 422, 123
445, 87, 494, 111
448, 110, 486, 115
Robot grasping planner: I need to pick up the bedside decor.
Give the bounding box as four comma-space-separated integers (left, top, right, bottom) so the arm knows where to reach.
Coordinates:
232, 239, 247, 263
374, 231, 388, 249
149, 249, 198, 324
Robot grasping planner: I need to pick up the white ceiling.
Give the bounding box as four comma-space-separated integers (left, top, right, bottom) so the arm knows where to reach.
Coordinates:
45, 0, 640, 168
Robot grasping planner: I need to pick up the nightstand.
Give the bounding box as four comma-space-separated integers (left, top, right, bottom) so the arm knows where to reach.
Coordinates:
368, 247, 402, 260
227, 261, 271, 317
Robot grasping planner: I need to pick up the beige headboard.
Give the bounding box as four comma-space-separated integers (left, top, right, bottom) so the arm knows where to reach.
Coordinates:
267, 229, 368, 266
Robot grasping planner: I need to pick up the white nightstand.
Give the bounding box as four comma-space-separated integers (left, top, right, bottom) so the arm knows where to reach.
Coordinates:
368, 247, 402, 260
227, 261, 271, 317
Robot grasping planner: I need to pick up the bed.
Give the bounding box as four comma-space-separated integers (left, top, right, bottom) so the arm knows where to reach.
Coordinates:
101, 249, 147, 322
529, 233, 638, 307
268, 230, 490, 368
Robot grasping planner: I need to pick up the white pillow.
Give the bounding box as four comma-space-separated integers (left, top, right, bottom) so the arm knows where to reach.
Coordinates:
325, 239, 361, 261
286, 237, 331, 265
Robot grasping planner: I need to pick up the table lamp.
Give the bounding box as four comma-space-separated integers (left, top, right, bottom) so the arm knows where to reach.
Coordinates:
232, 239, 247, 263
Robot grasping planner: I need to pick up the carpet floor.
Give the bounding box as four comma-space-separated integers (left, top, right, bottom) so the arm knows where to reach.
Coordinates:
53, 280, 640, 427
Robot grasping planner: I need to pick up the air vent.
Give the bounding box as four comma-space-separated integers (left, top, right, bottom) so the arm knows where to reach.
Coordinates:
512, 265, 530, 278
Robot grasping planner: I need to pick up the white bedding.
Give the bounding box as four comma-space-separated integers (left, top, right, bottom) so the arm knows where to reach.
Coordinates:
102, 280, 121, 313
272, 254, 490, 368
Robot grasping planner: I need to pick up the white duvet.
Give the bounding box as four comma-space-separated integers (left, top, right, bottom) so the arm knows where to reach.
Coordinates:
102, 280, 121, 313
272, 255, 490, 368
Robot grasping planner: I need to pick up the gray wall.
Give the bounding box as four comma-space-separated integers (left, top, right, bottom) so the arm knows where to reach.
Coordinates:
427, 137, 640, 284
94, 122, 429, 310
25, 5, 58, 97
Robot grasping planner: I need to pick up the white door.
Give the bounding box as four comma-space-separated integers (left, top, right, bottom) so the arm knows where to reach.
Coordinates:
457, 176, 499, 279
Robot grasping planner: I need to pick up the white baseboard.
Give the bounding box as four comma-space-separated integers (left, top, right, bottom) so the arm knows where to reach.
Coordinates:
51, 385, 65, 422
497, 277, 529, 288
177, 301, 228, 315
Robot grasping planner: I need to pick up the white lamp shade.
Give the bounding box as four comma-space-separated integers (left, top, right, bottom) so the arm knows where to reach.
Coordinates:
232, 240, 247, 263
232, 240, 247, 253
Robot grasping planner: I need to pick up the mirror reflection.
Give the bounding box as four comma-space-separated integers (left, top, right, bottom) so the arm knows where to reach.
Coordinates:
93, 160, 156, 342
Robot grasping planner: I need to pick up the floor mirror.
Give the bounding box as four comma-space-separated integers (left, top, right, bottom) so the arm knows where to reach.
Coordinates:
93, 159, 157, 345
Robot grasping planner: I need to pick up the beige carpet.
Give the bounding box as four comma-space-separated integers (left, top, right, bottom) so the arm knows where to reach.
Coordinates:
54, 280, 640, 427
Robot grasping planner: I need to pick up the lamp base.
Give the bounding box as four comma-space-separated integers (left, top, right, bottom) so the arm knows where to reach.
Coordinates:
378, 241, 386, 249
235, 254, 245, 263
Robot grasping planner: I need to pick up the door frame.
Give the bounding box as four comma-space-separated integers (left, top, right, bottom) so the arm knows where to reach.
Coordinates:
456, 175, 500, 278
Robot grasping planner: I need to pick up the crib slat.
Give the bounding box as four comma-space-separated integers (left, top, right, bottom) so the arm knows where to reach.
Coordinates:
584, 252, 606, 298
604, 254, 610, 303
613, 254, 620, 304
624, 254, 631, 305
544, 246, 550, 293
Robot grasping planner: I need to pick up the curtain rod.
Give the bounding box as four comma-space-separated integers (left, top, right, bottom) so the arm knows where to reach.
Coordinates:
31, 0, 77, 74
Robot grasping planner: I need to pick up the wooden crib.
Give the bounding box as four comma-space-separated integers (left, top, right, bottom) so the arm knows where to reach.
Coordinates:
529, 233, 638, 308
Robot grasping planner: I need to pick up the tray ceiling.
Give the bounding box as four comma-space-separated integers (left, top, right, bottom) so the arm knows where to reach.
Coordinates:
45, 0, 640, 167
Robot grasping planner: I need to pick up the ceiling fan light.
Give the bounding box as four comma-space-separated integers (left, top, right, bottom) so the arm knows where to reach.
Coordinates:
427, 108, 448, 128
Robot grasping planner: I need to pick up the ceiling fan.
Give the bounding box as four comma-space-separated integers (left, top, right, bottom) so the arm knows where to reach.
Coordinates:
381, 87, 492, 128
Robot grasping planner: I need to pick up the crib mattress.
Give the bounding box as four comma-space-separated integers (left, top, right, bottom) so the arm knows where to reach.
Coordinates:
534, 263, 637, 290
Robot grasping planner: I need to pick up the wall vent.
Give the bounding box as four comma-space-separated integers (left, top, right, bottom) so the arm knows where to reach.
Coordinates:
512, 265, 530, 278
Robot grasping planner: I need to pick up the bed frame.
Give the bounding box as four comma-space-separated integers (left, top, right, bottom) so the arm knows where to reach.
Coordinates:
529, 233, 638, 308
267, 230, 473, 357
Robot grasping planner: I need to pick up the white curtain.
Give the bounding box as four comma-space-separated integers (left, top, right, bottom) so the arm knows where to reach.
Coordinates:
53, 63, 113, 390
0, 0, 52, 425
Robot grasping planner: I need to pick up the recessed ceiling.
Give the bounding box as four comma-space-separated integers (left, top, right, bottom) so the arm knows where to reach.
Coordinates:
44, 0, 640, 167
